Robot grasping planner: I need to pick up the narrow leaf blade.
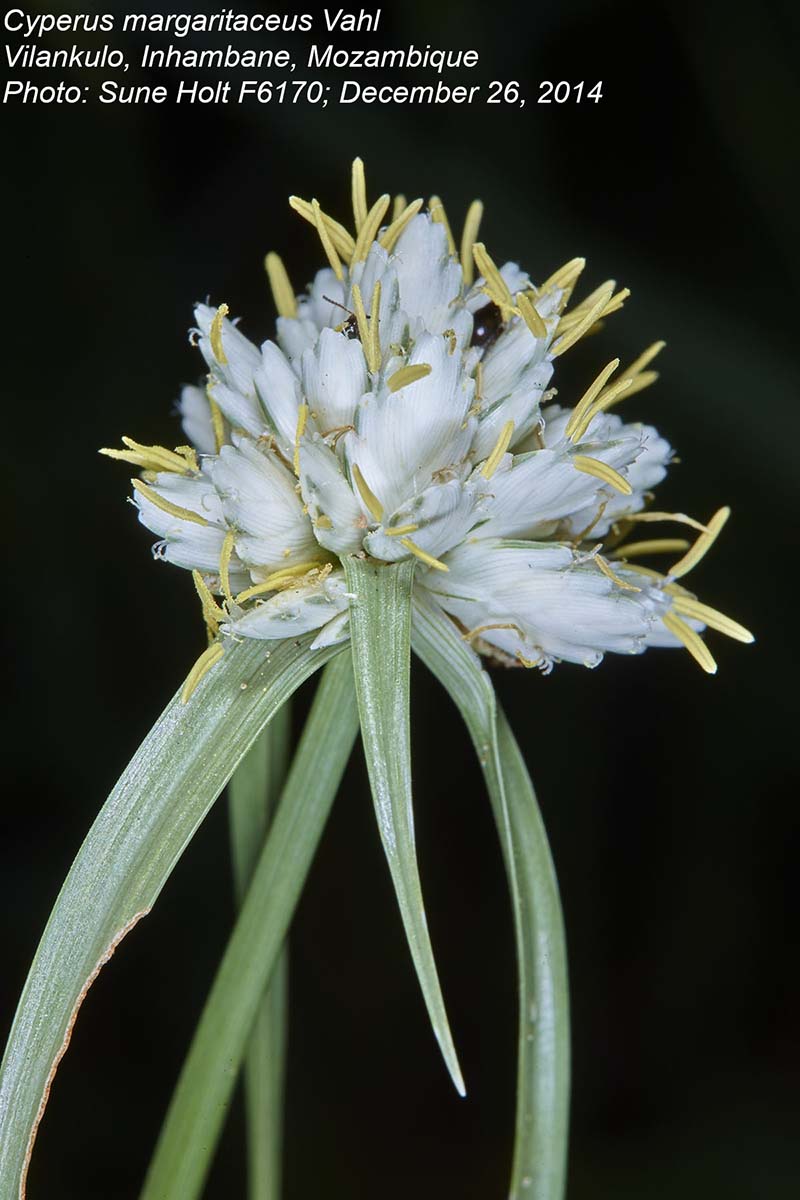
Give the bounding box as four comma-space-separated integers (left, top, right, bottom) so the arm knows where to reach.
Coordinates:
228, 702, 292, 1200
140, 651, 359, 1200
412, 591, 570, 1200
343, 557, 465, 1096
0, 634, 340, 1200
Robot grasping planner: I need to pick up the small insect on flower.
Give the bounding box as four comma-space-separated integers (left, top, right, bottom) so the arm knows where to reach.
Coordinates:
101, 156, 753, 700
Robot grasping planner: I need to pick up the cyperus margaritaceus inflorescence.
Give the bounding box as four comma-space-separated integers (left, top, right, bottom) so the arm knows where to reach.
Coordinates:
102, 158, 753, 699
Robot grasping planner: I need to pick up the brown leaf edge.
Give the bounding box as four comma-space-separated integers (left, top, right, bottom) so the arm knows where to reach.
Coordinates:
18, 909, 150, 1200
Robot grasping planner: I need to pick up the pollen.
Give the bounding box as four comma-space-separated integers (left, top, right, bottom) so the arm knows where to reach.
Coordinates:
572, 455, 633, 495
210, 304, 229, 365
481, 420, 515, 478
219, 529, 236, 604
293, 403, 309, 476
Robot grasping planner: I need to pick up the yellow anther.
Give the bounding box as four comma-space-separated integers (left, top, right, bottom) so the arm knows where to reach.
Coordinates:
564, 360, 620, 439
351, 156, 368, 232
350, 284, 373, 361
315, 514, 333, 529
463, 621, 525, 642
611, 538, 690, 559
460, 199, 484, 286
384, 523, 420, 536
662, 611, 717, 674
472, 242, 515, 312
131, 479, 210, 526
351, 463, 384, 522
618, 370, 660, 400
672, 597, 754, 644
399, 537, 449, 571
289, 196, 355, 261
181, 642, 225, 704
312, 198, 343, 281
100, 438, 197, 476
429, 195, 456, 255
568, 376, 634, 443
368, 279, 382, 374
623, 510, 709, 533
207, 395, 225, 453
516, 292, 548, 338
392, 193, 408, 222
551, 283, 615, 357
621, 341, 666, 381
352, 193, 390, 263
599, 287, 630, 317
192, 569, 225, 634
668, 506, 730, 579
539, 256, 586, 297
210, 304, 229, 364
594, 555, 641, 591
516, 651, 543, 669
293, 403, 309, 476
481, 420, 515, 479
474, 361, 483, 401
264, 252, 297, 319
219, 529, 236, 604
572, 455, 633, 495
379, 198, 423, 253
388, 363, 432, 393
235, 560, 328, 602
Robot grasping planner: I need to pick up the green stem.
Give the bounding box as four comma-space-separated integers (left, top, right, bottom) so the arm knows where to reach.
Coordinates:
140, 652, 359, 1200
228, 703, 292, 1200
411, 593, 570, 1200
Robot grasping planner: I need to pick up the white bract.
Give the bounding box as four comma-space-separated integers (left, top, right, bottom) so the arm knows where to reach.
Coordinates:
103, 160, 752, 697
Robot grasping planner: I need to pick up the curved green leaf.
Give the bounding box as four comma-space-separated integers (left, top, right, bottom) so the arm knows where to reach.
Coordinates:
343, 557, 465, 1096
228, 703, 292, 1200
0, 634, 341, 1200
140, 651, 359, 1200
411, 591, 570, 1200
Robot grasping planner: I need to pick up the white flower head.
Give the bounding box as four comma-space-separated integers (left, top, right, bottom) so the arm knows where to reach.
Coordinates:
102, 159, 753, 698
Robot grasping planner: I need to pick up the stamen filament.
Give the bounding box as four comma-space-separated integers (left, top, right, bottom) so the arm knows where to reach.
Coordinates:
662, 611, 718, 674
131, 479, 210, 526
264, 252, 297, 319
572, 455, 633, 495
481, 420, 515, 478
181, 642, 224, 704
399, 537, 449, 571
460, 200, 484, 286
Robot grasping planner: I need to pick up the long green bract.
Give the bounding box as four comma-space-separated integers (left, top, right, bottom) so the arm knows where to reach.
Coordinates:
411, 591, 570, 1200
140, 651, 359, 1200
0, 634, 340, 1200
343, 557, 464, 1095
228, 703, 292, 1200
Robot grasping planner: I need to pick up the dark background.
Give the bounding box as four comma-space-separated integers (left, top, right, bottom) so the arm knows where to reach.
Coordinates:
3, 1, 798, 1196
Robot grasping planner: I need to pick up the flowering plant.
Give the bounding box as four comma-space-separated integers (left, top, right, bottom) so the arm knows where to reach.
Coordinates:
0, 159, 751, 1200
